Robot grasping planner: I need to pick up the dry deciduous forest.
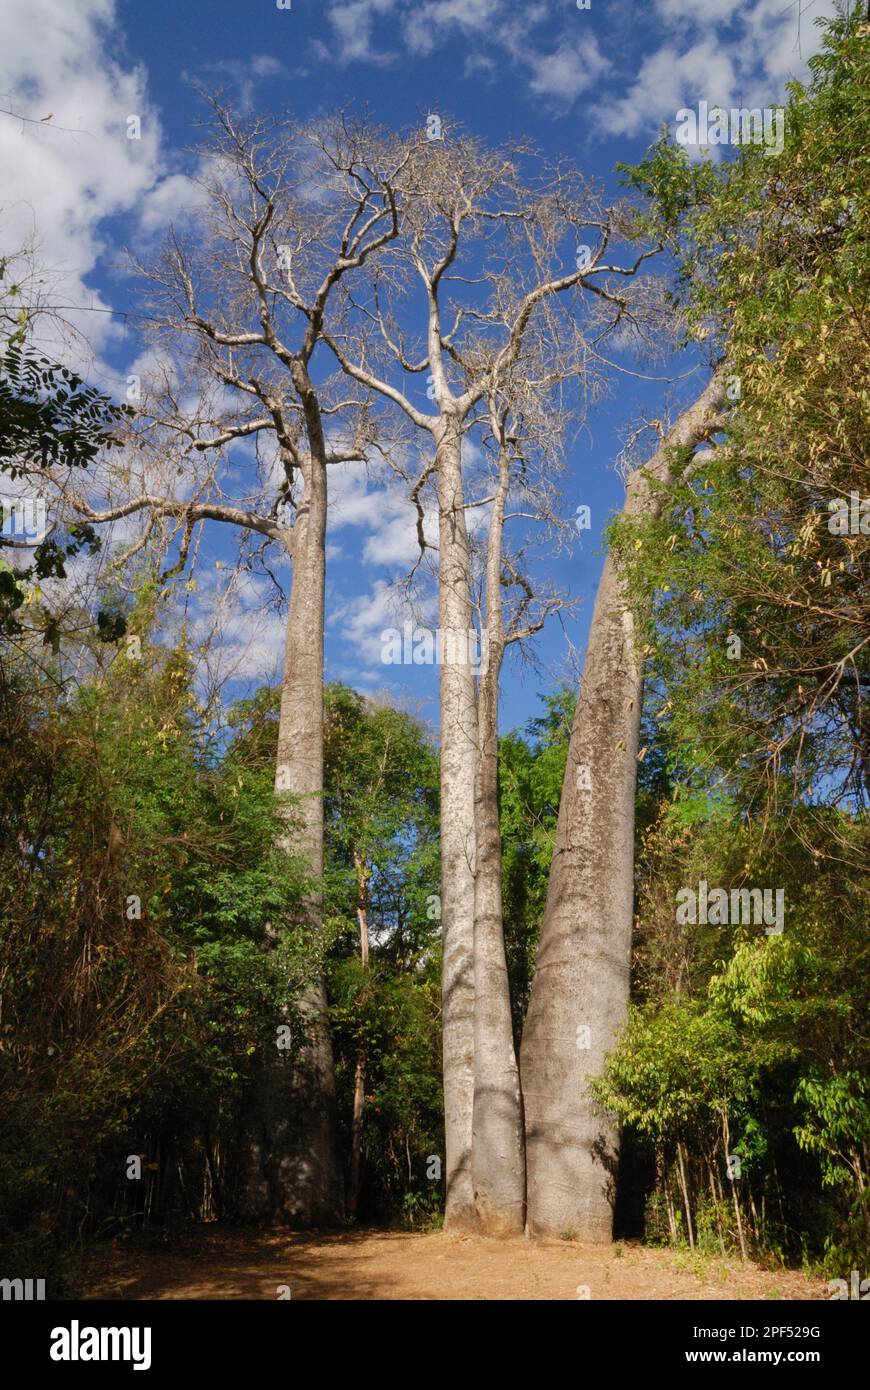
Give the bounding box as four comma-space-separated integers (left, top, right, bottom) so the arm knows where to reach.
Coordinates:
0, 0, 868, 1339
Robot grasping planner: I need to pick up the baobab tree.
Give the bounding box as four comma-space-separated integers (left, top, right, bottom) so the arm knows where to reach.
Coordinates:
470, 378, 573, 1235
67, 103, 408, 1224
322, 125, 665, 1229
520, 369, 727, 1239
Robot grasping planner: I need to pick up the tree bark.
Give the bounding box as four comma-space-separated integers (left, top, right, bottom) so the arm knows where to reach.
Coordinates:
435, 413, 478, 1230
238, 428, 344, 1226
471, 443, 525, 1235
520, 375, 725, 1240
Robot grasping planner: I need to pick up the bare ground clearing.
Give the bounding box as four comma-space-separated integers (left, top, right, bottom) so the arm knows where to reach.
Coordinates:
80, 1228, 825, 1301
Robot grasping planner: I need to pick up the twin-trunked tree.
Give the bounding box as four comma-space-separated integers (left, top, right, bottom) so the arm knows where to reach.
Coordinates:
68, 101, 726, 1237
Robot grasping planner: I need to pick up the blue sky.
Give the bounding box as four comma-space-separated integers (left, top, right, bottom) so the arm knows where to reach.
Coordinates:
0, 0, 839, 736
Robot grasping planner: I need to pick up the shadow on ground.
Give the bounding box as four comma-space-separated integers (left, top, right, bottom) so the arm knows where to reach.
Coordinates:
79, 1226, 825, 1302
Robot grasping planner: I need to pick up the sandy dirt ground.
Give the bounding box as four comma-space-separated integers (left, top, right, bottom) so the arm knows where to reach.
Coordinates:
80, 1228, 827, 1301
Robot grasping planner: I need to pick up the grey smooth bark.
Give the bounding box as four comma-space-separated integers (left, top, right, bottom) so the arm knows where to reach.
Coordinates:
521, 374, 725, 1239
435, 413, 479, 1228
238, 412, 344, 1224
320, 134, 658, 1229
471, 438, 525, 1235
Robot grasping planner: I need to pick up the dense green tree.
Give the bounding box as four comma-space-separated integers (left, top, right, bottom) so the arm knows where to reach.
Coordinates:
596, 802, 869, 1267
322, 684, 442, 1223
221, 681, 444, 1225
616, 10, 870, 812
595, 12, 870, 1270
0, 623, 307, 1284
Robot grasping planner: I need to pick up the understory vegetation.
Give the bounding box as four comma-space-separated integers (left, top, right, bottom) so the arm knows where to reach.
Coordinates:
1, 11, 867, 1289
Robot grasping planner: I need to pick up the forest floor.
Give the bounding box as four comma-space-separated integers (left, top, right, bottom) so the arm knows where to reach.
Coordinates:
80, 1227, 826, 1301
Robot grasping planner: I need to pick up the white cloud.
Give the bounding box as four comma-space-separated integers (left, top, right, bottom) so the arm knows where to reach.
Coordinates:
524, 34, 610, 104
653, 0, 737, 24
207, 608, 287, 683
315, 0, 398, 66
402, 0, 504, 56
184, 567, 287, 683
328, 459, 438, 570
330, 575, 437, 665
187, 53, 285, 111
331, 576, 402, 643
137, 173, 208, 236
597, 0, 838, 143
311, 0, 840, 147
0, 0, 166, 366
598, 41, 738, 139
312, 0, 608, 112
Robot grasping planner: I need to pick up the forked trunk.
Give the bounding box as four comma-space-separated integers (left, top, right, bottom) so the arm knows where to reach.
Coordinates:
521, 376, 725, 1239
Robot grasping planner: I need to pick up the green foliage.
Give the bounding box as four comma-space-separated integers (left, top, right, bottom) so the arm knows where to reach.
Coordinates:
0, 632, 307, 1284
322, 682, 441, 963
321, 685, 444, 1220
499, 687, 573, 1037
0, 343, 131, 479
177, 678, 445, 1224
597, 799, 870, 1267
614, 11, 870, 811
604, 15, 870, 1270
0, 274, 133, 644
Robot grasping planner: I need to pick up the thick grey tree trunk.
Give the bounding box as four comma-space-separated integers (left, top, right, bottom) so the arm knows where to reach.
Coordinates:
238, 424, 344, 1225
471, 449, 525, 1234
520, 376, 725, 1240
435, 414, 479, 1230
